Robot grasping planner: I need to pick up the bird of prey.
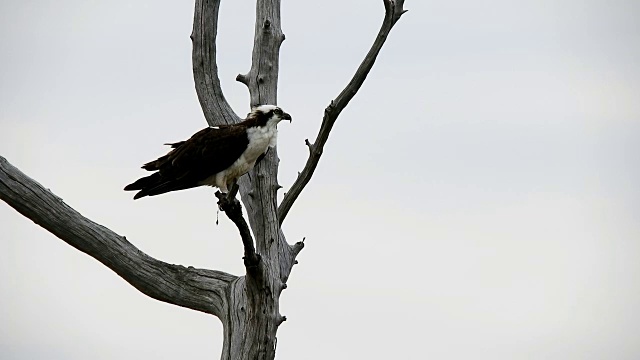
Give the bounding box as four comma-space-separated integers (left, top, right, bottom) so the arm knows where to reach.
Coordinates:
124, 104, 291, 199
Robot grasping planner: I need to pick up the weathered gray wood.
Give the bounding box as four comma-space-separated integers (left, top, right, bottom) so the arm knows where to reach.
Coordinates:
192, 0, 299, 358
228, 1, 296, 358
192, 0, 241, 126
1, 0, 406, 358
0, 156, 235, 318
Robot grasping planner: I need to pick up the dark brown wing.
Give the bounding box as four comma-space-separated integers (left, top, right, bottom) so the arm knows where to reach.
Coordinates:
124, 125, 249, 199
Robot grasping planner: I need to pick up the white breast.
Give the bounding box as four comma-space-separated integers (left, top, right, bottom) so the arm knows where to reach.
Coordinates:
202, 124, 278, 192
245, 124, 278, 159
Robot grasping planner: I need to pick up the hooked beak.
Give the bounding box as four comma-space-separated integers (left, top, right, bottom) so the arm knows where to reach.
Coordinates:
282, 112, 292, 122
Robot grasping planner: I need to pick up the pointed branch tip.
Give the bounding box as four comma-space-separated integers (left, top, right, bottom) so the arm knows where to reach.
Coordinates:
293, 239, 305, 256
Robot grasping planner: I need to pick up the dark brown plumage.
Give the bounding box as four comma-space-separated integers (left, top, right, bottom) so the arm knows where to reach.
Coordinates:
124, 105, 291, 199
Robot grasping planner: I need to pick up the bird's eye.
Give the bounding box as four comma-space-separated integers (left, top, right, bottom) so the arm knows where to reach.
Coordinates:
274, 108, 283, 115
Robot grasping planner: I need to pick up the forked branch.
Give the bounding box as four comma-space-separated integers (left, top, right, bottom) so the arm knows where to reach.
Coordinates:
277, 0, 407, 224
0, 156, 236, 318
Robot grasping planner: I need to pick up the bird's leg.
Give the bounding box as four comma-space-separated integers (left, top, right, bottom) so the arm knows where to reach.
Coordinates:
215, 182, 240, 212
227, 182, 240, 201
215, 190, 242, 220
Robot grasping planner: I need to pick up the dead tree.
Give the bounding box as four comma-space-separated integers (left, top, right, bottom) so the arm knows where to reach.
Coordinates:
0, 0, 406, 359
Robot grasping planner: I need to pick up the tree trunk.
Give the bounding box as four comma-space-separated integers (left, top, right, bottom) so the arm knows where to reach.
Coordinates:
193, 0, 297, 357
0, 0, 406, 358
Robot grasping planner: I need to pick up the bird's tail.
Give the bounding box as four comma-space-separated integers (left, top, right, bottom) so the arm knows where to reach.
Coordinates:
124, 172, 171, 200
124, 173, 193, 200
124, 173, 163, 200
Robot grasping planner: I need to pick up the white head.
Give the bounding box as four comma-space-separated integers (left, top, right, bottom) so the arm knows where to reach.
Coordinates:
251, 105, 292, 127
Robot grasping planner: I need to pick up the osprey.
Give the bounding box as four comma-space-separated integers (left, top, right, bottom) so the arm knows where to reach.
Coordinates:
124, 104, 291, 199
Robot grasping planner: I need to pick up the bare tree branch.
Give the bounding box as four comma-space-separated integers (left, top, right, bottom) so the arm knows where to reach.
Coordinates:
4, 0, 407, 357
0, 156, 236, 318
277, 0, 407, 225
192, 0, 242, 126
215, 191, 260, 270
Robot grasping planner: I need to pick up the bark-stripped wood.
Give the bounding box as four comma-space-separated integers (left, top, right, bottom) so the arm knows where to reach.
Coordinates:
0, 0, 406, 359
192, 0, 240, 126
0, 156, 235, 318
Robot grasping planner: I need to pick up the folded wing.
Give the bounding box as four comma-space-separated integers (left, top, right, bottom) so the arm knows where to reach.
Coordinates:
124, 125, 249, 199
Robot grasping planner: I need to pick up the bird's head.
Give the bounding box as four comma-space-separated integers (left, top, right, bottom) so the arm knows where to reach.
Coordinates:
251, 105, 292, 127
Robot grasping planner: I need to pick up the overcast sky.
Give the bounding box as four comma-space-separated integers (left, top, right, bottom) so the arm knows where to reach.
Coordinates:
1, 0, 639, 359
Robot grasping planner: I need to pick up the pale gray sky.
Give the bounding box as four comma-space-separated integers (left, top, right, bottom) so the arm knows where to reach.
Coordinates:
1, 0, 639, 359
